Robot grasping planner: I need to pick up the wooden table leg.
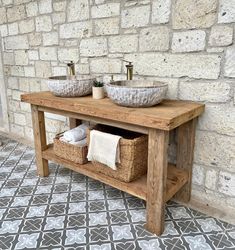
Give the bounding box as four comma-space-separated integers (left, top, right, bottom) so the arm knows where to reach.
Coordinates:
31, 105, 49, 177
174, 118, 196, 202
69, 118, 81, 129
146, 128, 169, 235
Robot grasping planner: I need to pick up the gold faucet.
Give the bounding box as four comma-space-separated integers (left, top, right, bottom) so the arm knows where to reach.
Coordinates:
67, 61, 75, 76
123, 60, 133, 80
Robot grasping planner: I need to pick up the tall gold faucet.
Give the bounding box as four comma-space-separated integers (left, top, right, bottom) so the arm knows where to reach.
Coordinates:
124, 60, 133, 80
67, 61, 75, 76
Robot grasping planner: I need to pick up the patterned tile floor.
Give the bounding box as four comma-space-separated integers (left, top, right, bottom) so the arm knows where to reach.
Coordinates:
0, 135, 235, 250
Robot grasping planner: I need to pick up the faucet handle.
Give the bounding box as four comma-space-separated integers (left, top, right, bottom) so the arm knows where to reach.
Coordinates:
66, 61, 74, 67
122, 60, 133, 65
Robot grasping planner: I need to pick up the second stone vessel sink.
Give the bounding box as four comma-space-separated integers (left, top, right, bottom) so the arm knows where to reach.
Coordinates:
106, 80, 168, 107
47, 75, 95, 97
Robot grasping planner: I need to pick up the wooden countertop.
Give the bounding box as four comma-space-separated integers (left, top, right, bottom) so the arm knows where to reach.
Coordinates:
21, 91, 205, 130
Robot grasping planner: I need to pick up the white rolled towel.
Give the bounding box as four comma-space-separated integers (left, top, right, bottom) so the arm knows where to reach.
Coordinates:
63, 123, 89, 142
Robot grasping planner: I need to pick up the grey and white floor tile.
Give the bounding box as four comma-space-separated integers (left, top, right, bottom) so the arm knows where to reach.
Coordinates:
0, 135, 235, 250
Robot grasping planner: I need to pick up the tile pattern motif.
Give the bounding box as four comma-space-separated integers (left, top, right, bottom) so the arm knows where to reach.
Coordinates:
0, 135, 234, 250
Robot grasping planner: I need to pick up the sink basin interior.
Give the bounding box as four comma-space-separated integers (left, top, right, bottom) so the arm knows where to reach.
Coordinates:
109, 80, 167, 88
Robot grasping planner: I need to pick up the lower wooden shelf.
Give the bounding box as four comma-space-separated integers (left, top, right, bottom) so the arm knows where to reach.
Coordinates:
42, 144, 188, 201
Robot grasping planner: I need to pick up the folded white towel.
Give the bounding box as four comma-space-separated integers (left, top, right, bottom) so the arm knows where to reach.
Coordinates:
60, 136, 87, 147
63, 123, 89, 142
87, 130, 121, 170
70, 138, 87, 146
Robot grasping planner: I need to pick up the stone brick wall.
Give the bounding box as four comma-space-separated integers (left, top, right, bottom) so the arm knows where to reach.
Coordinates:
0, 0, 234, 212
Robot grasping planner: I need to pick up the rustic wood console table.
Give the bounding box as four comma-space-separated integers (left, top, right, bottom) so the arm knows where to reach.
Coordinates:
21, 91, 204, 235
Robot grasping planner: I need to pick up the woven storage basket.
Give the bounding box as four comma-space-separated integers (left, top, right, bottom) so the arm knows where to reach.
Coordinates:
87, 125, 148, 182
54, 132, 88, 164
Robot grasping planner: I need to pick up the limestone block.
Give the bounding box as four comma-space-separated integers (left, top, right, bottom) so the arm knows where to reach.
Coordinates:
77, 64, 89, 74
80, 37, 107, 57
52, 12, 66, 24
35, 61, 52, 78
3, 52, 14, 65
144, 77, 178, 99
124, 53, 221, 79
139, 27, 169, 52
2, 0, 13, 6
58, 48, 79, 62
7, 77, 18, 89
218, 0, 235, 23
94, 17, 119, 35
52, 67, 67, 76
172, 30, 206, 52
5, 35, 29, 50
12, 90, 22, 100
26, 1, 38, 17
121, 5, 150, 28
109, 35, 138, 53
218, 172, 235, 196
172, 0, 217, 29
0, 7, 7, 24
8, 22, 18, 35
0, 25, 8, 37
224, 46, 235, 78
19, 19, 35, 34
19, 78, 29, 92
94, 0, 105, 4
123, 29, 137, 34
39, 0, 52, 14
20, 102, 31, 112
39, 47, 57, 61
209, 26, 233, 46
90, 58, 122, 73
152, 0, 171, 24
80, 58, 88, 64
205, 169, 218, 190
8, 100, 20, 112
179, 81, 231, 102
11, 66, 24, 77
45, 118, 67, 133
24, 67, 35, 77
64, 40, 78, 47
36, 15, 52, 32
207, 47, 224, 53
25, 112, 33, 127
53, 1, 67, 12
15, 50, 28, 65
194, 131, 235, 171
198, 104, 235, 137
192, 164, 205, 186
60, 21, 92, 39
43, 32, 59, 46
91, 3, 120, 18
7, 5, 26, 22
14, 0, 31, 4
29, 33, 42, 47
29, 79, 41, 92
68, 0, 89, 22
10, 124, 24, 137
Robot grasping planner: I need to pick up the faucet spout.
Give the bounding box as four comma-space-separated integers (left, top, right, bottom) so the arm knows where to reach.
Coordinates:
123, 60, 133, 80
67, 61, 75, 76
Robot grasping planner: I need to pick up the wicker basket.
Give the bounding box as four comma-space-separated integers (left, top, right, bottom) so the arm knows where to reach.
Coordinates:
54, 132, 88, 164
88, 125, 148, 182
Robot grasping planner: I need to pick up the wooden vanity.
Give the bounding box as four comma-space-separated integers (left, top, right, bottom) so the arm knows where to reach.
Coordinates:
21, 91, 204, 235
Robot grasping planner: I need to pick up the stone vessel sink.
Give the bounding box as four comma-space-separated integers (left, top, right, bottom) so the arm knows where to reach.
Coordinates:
47, 75, 95, 97
106, 80, 168, 107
